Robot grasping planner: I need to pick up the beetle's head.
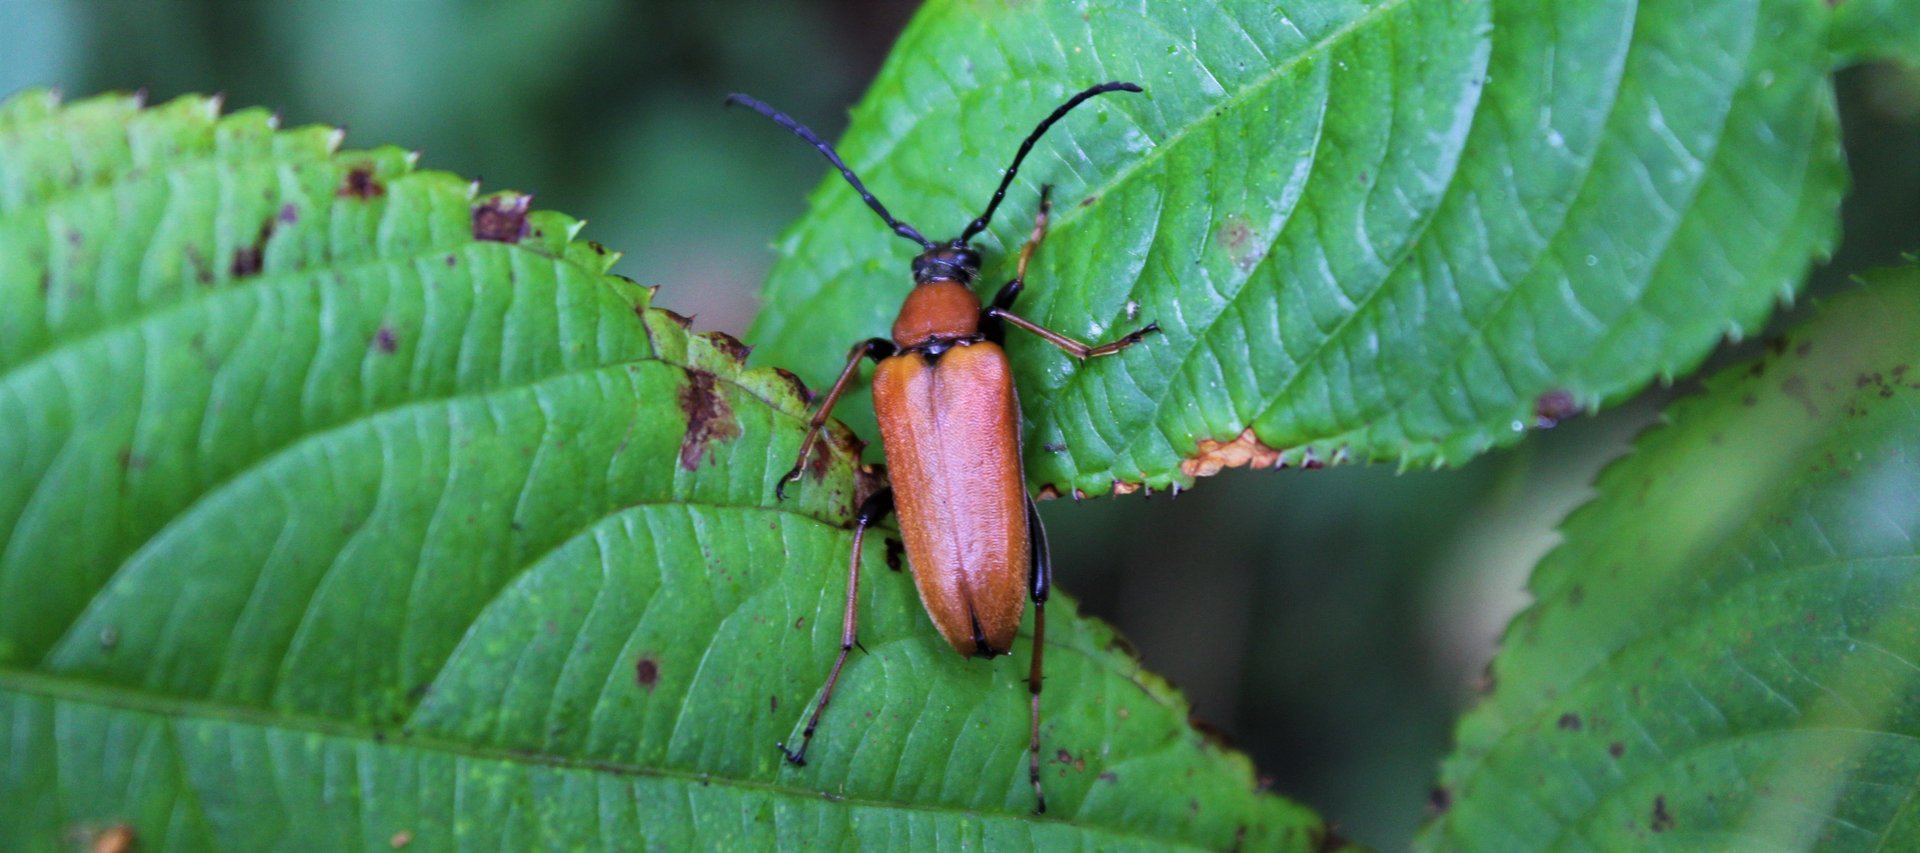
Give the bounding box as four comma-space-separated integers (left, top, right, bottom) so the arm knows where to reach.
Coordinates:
910, 241, 981, 285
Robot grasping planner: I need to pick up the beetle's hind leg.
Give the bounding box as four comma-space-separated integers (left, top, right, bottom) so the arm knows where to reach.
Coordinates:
778, 487, 895, 766
1025, 494, 1053, 814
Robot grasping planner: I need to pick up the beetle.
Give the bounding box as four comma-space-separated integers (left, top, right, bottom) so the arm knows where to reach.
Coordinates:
727, 82, 1155, 813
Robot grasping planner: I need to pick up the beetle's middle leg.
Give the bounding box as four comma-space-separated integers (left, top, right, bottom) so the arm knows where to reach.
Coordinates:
779, 486, 895, 767
982, 186, 1054, 346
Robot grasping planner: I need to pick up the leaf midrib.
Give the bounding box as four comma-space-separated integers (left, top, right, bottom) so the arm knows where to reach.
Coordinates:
1, 661, 1229, 849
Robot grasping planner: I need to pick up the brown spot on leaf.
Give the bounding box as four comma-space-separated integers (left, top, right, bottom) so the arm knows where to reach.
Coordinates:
1110, 480, 1141, 496
1188, 715, 1238, 750
656, 308, 693, 330
1182, 427, 1284, 477
1609, 741, 1625, 758
703, 331, 752, 364
229, 245, 263, 277
339, 166, 385, 199
117, 448, 148, 471
372, 326, 399, 354
184, 246, 214, 285
390, 829, 414, 848
1429, 786, 1452, 815
1651, 795, 1674, 832
635, 655, 660, 690
677, 369, 741, 469
1036, 484, 1063, 500
472, 195, 531, 243
854, 461, 887, 504
1557, 712, 1582, 731
1533, 389, 1580, 427
769, 695, 778, 714
231, 214, 280, 277
1781, 375, 1818, 417
1220, 216, 1251, 249
1217, 214, 1263, 270
770, 367, 812, 404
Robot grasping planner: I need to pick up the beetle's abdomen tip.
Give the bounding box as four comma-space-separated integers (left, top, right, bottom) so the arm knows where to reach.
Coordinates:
968, 612, 1012, 658
970, 643, 1008, 660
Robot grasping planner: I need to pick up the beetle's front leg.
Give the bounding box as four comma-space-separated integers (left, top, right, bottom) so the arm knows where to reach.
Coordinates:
776, 338, 895, 500
982, 186, 1052, 343
981, 184, 1158, 359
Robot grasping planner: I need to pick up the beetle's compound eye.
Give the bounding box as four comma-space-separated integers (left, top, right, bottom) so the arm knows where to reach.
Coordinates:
954, 247, 982, 274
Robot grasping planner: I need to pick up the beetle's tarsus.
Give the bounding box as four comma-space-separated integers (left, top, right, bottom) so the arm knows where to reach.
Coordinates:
774, 465, 805, 501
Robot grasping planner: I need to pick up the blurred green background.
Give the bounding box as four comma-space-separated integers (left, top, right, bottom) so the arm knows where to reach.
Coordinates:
7, 2, 1917, 847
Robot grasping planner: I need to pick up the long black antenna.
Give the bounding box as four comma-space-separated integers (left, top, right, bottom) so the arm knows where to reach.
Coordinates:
959, 81, 1142, 243
725, 93, 936, 250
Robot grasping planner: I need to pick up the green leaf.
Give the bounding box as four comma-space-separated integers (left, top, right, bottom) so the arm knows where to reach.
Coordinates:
1830, 0, 1920, 67
747, 0, 1856, 495
1422, 271, 1920, 851
0, 91, 1331, 850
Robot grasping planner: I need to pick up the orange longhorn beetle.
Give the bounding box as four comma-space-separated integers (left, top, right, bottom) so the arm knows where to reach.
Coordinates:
728, 82, 1156, 813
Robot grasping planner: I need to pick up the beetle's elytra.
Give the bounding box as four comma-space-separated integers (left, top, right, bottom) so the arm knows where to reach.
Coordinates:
728, 82, 1155, 814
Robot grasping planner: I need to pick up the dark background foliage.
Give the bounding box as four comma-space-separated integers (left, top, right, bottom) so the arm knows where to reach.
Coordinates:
7, 2, 1917, 846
